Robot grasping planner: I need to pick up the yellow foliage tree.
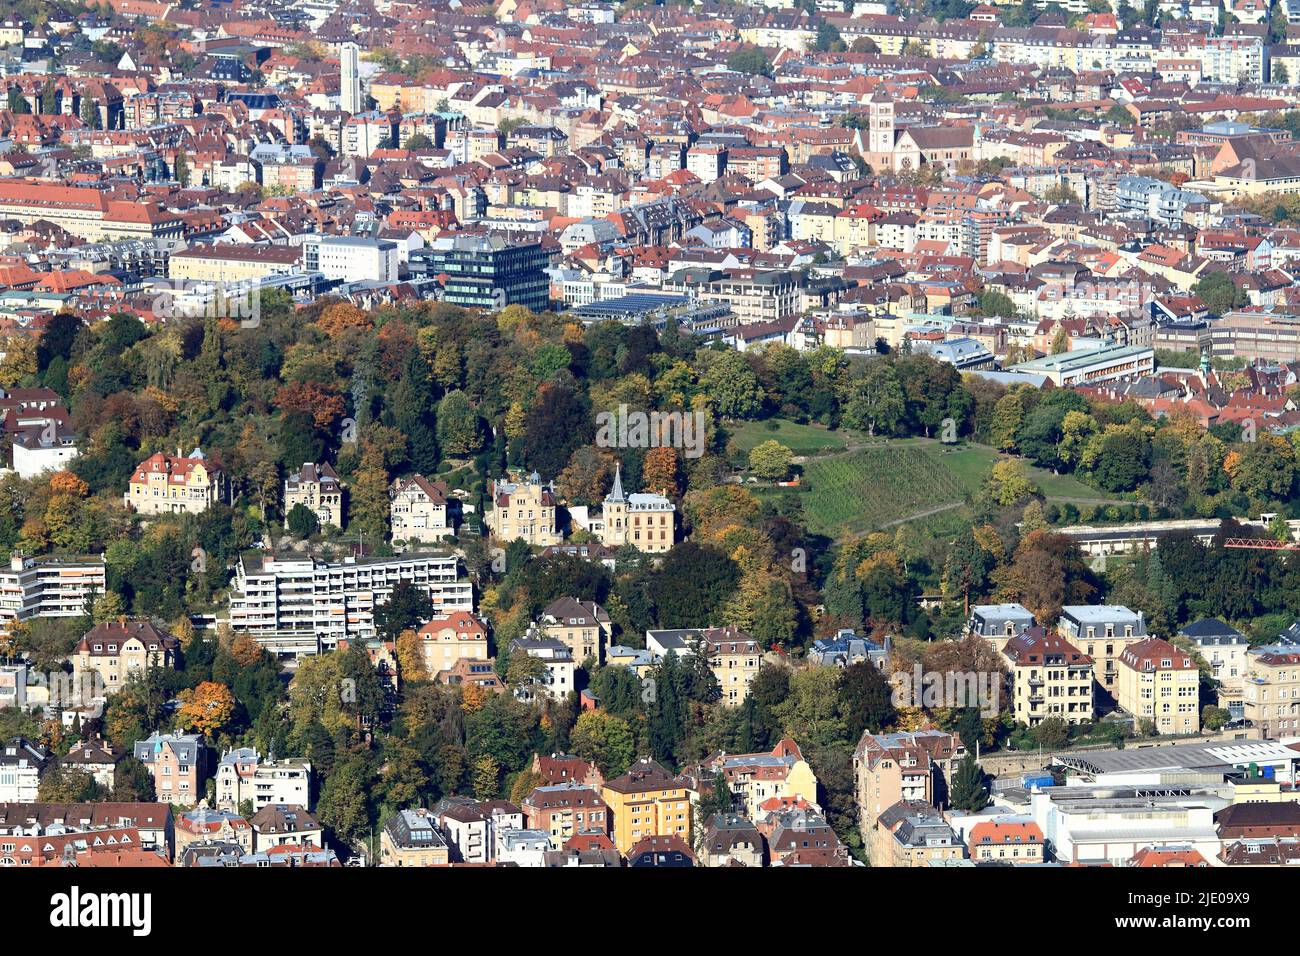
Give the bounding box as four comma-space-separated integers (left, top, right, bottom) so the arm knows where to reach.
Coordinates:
176, 681, 236, 737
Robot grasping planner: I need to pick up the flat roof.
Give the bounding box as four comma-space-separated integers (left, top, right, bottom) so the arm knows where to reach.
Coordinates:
1010, 344, 1153, 373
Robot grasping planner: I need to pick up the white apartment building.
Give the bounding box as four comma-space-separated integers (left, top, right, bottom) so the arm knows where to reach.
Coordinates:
0, 553, 106, 634
0, 738, 48, 802
228, 552, 473, 651
301, 235, 399, 284
215, 747, 314, 812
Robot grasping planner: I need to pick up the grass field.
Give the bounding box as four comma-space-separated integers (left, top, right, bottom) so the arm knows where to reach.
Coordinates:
757, 437, 1126, 538
917, 442, 1109, 503
725, 419, 850, 458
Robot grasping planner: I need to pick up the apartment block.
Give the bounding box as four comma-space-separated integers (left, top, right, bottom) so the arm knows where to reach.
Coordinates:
1001, 629, 1095, 727
228, 552, 473, 652
1116, 637, 1201, 735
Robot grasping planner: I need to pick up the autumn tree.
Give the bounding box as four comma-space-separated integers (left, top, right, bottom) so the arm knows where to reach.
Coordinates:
176, 681, 236, 737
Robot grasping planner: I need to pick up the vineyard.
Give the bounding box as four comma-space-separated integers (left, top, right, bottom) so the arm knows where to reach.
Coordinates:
798, 445, 970, 536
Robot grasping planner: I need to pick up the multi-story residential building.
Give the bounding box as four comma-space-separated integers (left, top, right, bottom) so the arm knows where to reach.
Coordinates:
966, 819, 1046, 865
284, 462, 345, 530
645, 625, 762, 704
522, 782, 609, 848
124, 447, 228, 516
434, 797, 523, 864
0, 802, 175, 858
0, 553, 106, 635
763, 806, 852, 866
598, 466, 675, 554
175, 808, 254, 857
228, 552, 473, 652
508, 636, 575, 702
871, 801, 964, 868
71, 620, 179, 696
214, 748, 314, 812
1180, 619, 1250, 717
487, 472, 561, 546
699, 813, 764, 867
389, 475, 452, 544
537, 596, 611, 665
0, 738, 48, 802
417, 610, 489, 678
1001, 628, 1095, 728
627, 833, 696, 867
133, 733, 206, 806
1057, 605, 1149, 696
1243, 644, 1300, 738
967, 602, 1036, 654
59, 735, 123, 790
380, 808, 451, 867
409, 234, 550, 312
1117, 637, 1201, 735
167, 243, 304, 283
248, 804, 323, 853
853, 729, 965, 843
531, 752, 605, 790
601, 758, 694, 856
690, 739, 819, 819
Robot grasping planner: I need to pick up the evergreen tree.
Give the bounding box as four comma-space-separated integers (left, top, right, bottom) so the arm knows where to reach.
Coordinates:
950, 753, 989, 812
391, 353, 439, 474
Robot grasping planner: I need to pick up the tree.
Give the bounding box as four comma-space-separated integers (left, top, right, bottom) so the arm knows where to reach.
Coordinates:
523, 384, 592, 478
395, 628, 427, 681
373, 581, 434, 642
949, 753, 988, 812
112, 756, 155, 802
176, 681, 236, 737
727, 46, 773, 77
813, 20, 844, 51
642, 446, 682, 496
286, 502, 320, 537
318, 754, 372, 844
1192, 271, 1246, 316
436, 390, 482, 457
838, 661, 896, 739
748, 439, 794, 481
569, 711, 636, 777
842, 361, 906, 436
699, 350, 763, 419
1044, 183, 1080, 206
993, 530, 1096, 625
76, 93, 101, 129
986, 458, 1038, 506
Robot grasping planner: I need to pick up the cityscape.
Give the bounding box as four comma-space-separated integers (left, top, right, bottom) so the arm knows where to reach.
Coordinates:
0, 0, 1295, 921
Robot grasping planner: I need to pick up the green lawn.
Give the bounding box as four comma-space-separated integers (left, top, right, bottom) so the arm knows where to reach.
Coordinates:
759, 438, 1125, 538
726, 419, 850, 458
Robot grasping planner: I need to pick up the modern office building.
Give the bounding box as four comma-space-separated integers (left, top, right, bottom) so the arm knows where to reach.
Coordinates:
410, 234, 550, 312
1008, 344, 1155, 387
